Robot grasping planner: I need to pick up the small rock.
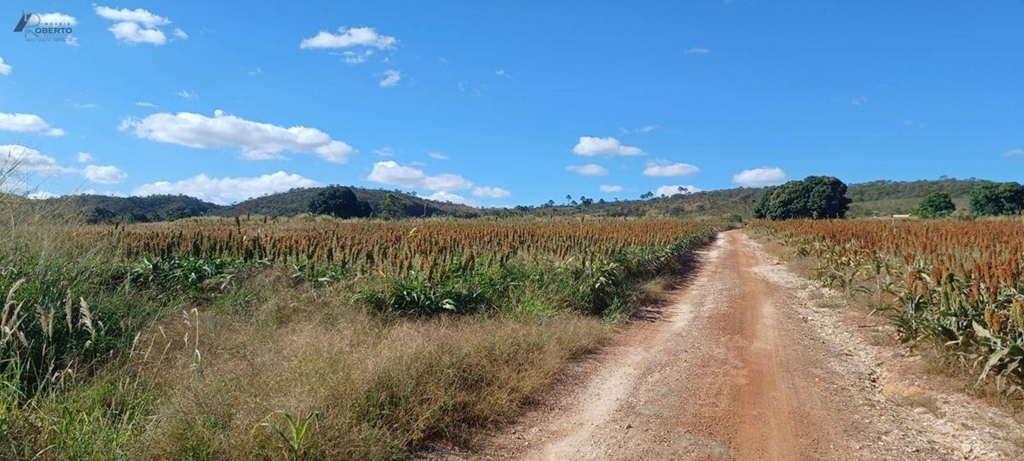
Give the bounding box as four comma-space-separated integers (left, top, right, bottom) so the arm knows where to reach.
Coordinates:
626, 423, 633, 430
960, 443, 972, 454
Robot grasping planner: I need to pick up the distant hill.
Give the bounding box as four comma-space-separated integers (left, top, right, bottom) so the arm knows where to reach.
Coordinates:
521, 178, 987, 220
38, 186, 482, 223
33, 178, 993, 223
210, 187, 481, 219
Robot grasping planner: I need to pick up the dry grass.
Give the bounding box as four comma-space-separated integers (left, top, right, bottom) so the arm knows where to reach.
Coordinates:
125, 282, 609, 460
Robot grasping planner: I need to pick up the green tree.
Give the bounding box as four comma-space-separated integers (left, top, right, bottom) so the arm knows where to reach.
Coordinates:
753, 176, 851, 220
916, 192, 956, 217
308, 185, 372, 218
970, 182, 1024, 216
378, 193, 406, 220
86, 206, 117, 224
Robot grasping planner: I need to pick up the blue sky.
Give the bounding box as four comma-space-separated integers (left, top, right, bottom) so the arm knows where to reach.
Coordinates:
1, 1, 1022, 206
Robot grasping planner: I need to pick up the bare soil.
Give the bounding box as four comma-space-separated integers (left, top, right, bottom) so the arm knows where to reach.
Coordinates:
427, 230, 1024, 460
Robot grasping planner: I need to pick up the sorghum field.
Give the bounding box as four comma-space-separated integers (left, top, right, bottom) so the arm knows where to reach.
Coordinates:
0, 209, 721, 460
755, 220, 1024, 393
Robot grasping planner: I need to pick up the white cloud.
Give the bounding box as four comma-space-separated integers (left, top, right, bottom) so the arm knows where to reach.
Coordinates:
685, 47, 710, 54
0, 145, 75, 175
566, 164, 609, 176
300, 26, 397, 50
120, 110, 355, 163
472, 186, 510, 198
0, 57, 10, 75
1, 146, 130, 187
65, 36, 79, 47
621, 125, 658, 134
495, 69, 512, 78
107, 21, 168, 45
176, 90, 197, 100
573, 136, 643, 156
338, 49, 374, 64
37, 12, 78, 25
82, 165, 128, 184
852, 96, 867, 106
27, 191, 58, 200
600, 184, 624, 193
95, 7, 169, 27
135, 101, 158, 108
428, 191, 474, 206
0, 112, 64, 136
655, 185, 701, 197
373, 147, 396, 157
380, 69, 401, 88
733, 167, 788, 186
367, 161, 472, 191
94, 6, 178, 46
642, 160, 700, 177
134, 171, 320, 205
427, 151, 448, 160
1006, 148, 1024, 157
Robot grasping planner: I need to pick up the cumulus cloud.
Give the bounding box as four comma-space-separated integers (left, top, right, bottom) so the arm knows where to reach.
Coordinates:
108, 21, 167, 45
600, 184, 624, 193
0, 112, 64, 136
427, 151, 448, 160
472, 186, 511, 198
367, 161, 472, 191
642, 160, 700, 177
566, 164, 608, 176
573, 136, 643, 156
134, 171, 320, 205
0, 57, 10, 75
655, 185, 701, 197
119, 110, 355, 163
428, 191, 474, 205
37, 12, 78, 25
1005, 148, 1024, 157
95, 6, 179, 45
0, 145, 75, 175
95, 6, 169, 26
82, 165, 128, 184
300, 27, 397, 50
380, 69, 401, 88
733, 167, 787, 186
1, 145, 130, 187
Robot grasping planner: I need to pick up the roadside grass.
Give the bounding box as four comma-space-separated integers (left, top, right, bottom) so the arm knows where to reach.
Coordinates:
0, 205, 720, 459
748, 226, 1024, 411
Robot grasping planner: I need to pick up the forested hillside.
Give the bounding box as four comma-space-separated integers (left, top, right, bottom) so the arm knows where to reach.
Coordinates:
33, 178, 995, 222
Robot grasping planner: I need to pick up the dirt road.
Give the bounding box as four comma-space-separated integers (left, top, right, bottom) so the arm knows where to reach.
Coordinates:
458, 230, 1023, 461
